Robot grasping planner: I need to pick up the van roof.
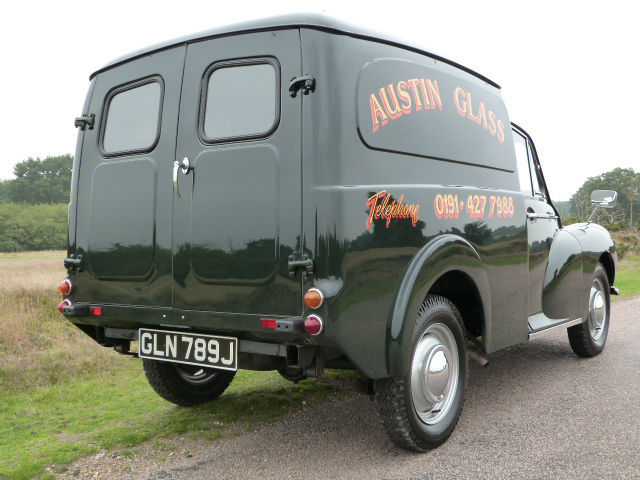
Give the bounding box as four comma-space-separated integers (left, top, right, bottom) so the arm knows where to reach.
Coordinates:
90, 13, 500, 89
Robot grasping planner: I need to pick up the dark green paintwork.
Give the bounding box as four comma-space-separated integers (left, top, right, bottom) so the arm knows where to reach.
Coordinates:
67, 20, 617, 381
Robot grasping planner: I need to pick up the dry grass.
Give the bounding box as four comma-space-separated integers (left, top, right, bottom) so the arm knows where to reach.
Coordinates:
0, 250, 126, 390
0, 250, 65, 293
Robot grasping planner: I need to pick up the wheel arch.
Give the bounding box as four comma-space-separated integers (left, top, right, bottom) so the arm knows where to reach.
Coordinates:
386, 234, 491, 378
599, 251, 615, 287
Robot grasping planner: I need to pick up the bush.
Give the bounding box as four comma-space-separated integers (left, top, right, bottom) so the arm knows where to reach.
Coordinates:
0, 203, 68, 251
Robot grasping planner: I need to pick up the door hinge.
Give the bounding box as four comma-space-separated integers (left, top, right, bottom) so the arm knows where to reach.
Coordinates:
74, 113, 95, 131
288, 75, 316, 97
288, 254, 314, 278
64, 255, 84, 271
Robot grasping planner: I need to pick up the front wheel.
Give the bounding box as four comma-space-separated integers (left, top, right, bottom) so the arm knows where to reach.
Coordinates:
374, 295, 468, 451
568, 263, 610, 357
142, 359, 236, 406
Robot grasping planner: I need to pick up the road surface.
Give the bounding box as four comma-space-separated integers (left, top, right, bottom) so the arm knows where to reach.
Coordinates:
66, 295, 640, 479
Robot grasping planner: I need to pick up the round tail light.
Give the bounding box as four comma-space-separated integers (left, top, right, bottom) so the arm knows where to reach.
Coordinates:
304, 314, 323, 335
58, 299, 71, 314
304, 288, 324, 309
58, 278, 73, 296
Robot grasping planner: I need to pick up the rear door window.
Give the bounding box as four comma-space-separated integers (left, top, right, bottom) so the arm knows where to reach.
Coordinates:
101, 79, 163, 155
200, 60, 279, 142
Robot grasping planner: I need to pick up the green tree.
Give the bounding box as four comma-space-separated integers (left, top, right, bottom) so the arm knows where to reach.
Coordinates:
8, 154, 73, 204
0, 180, 10, 202
569, 168, 640, 229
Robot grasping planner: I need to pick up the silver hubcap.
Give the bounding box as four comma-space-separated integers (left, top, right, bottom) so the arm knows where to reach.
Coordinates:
411, 323, 459, 425
176, 366, 218, 385
588, 278, 607, 342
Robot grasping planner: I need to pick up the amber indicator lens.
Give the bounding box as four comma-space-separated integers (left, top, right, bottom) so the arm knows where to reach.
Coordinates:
304, 315, 323, 335
304, 288, 324, 309
57, 299, 71, 314
58, 278, 73, 295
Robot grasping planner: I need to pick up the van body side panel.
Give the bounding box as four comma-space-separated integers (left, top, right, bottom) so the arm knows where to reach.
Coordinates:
172, 30, 303, 317
73, 47, 186, 307
301, 30, 528, 378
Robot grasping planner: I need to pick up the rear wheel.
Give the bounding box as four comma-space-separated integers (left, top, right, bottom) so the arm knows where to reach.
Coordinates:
142, 359, 235, 406
568, 263, 610, 357
374, 295, 468, 451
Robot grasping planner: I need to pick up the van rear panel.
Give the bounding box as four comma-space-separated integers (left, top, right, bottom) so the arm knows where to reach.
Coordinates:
70, 30, 304, 332
74, 46, 186, 309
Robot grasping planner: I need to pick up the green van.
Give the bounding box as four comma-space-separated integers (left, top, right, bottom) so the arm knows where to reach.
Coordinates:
62, 14, 618, 451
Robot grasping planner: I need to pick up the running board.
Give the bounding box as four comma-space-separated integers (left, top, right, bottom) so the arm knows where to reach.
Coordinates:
528, 316, 583, 339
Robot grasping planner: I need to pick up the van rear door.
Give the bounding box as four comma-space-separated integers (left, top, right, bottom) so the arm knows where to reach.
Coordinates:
172, 30, 303, 318
73, 47, 185, 310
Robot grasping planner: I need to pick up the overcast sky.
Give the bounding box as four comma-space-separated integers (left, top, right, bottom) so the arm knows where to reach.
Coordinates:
0, 0, 637, 200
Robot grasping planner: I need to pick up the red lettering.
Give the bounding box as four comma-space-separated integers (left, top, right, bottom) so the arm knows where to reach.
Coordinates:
397, 81, 412, 115
488, 110, 497, 136
477, 101, 488, 129
379, 85, 403, 120
497, 120, 505, 144
466, 92, 481, 124
406, 79, 423, 110
369, 93, 388, 133
454, 87, 467, 117
425, 80, 442, 110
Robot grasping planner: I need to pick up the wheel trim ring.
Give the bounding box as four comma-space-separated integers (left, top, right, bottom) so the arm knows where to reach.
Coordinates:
175, 365, 219, 385
410, 322, 459, 425
588, 277, 607, 342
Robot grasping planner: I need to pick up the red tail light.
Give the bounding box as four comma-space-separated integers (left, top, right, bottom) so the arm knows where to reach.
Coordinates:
89, 306, 103, 316
304, 315, 323, 335
58, 299, 71, 313
260, 318, 277, 329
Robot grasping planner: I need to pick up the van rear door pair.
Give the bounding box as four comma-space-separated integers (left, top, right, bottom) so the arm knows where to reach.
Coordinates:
75, 30, 303, 322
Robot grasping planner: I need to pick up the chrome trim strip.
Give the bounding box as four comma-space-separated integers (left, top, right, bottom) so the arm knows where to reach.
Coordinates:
528, 318, 583, 339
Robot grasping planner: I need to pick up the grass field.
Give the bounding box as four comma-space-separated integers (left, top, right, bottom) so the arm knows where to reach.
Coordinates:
0, 252, 343, 480
1, 243, 639, 479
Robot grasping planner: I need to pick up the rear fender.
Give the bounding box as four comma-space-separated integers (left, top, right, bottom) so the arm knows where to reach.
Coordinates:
386, 234, 490, 378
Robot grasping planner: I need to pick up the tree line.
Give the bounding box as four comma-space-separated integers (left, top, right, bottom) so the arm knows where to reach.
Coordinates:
0, 155, 637, 251
0, 155, 72, 251
560, 167, 640, 230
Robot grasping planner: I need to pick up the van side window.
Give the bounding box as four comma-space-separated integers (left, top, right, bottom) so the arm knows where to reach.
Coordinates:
512, 131, 533, 195
201, 61, 278, 142
526, 140, 544, 197
102, 80, 162, 155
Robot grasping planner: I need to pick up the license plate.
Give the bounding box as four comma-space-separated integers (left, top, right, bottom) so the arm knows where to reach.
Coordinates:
138, 328, 237, 371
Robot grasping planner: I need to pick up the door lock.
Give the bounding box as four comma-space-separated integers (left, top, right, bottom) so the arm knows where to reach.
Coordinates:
173, 157, 192, 198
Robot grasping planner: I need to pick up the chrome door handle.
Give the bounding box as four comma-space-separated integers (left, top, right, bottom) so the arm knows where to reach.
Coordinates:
173, 157, 191, 198
527, 211, 558, 221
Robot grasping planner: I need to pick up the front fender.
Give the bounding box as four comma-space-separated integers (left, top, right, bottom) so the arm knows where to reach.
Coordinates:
386, 234, 491, 378
564, 222, 617, 302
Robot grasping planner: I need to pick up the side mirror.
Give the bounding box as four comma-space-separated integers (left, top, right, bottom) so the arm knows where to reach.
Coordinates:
591, 190, 617, 209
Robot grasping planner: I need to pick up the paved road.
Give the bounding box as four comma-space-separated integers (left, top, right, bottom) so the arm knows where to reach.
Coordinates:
89, 297, 640, 479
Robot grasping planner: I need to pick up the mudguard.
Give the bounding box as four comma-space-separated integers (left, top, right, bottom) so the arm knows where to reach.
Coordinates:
386, 234, 491, 378
564, 222, 617, 302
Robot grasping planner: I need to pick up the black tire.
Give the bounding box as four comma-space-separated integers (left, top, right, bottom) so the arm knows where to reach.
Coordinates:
374, 295, 468, 452
568, 263, 610, 357
277, 367, 307, 383
142, 359, 235, 406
